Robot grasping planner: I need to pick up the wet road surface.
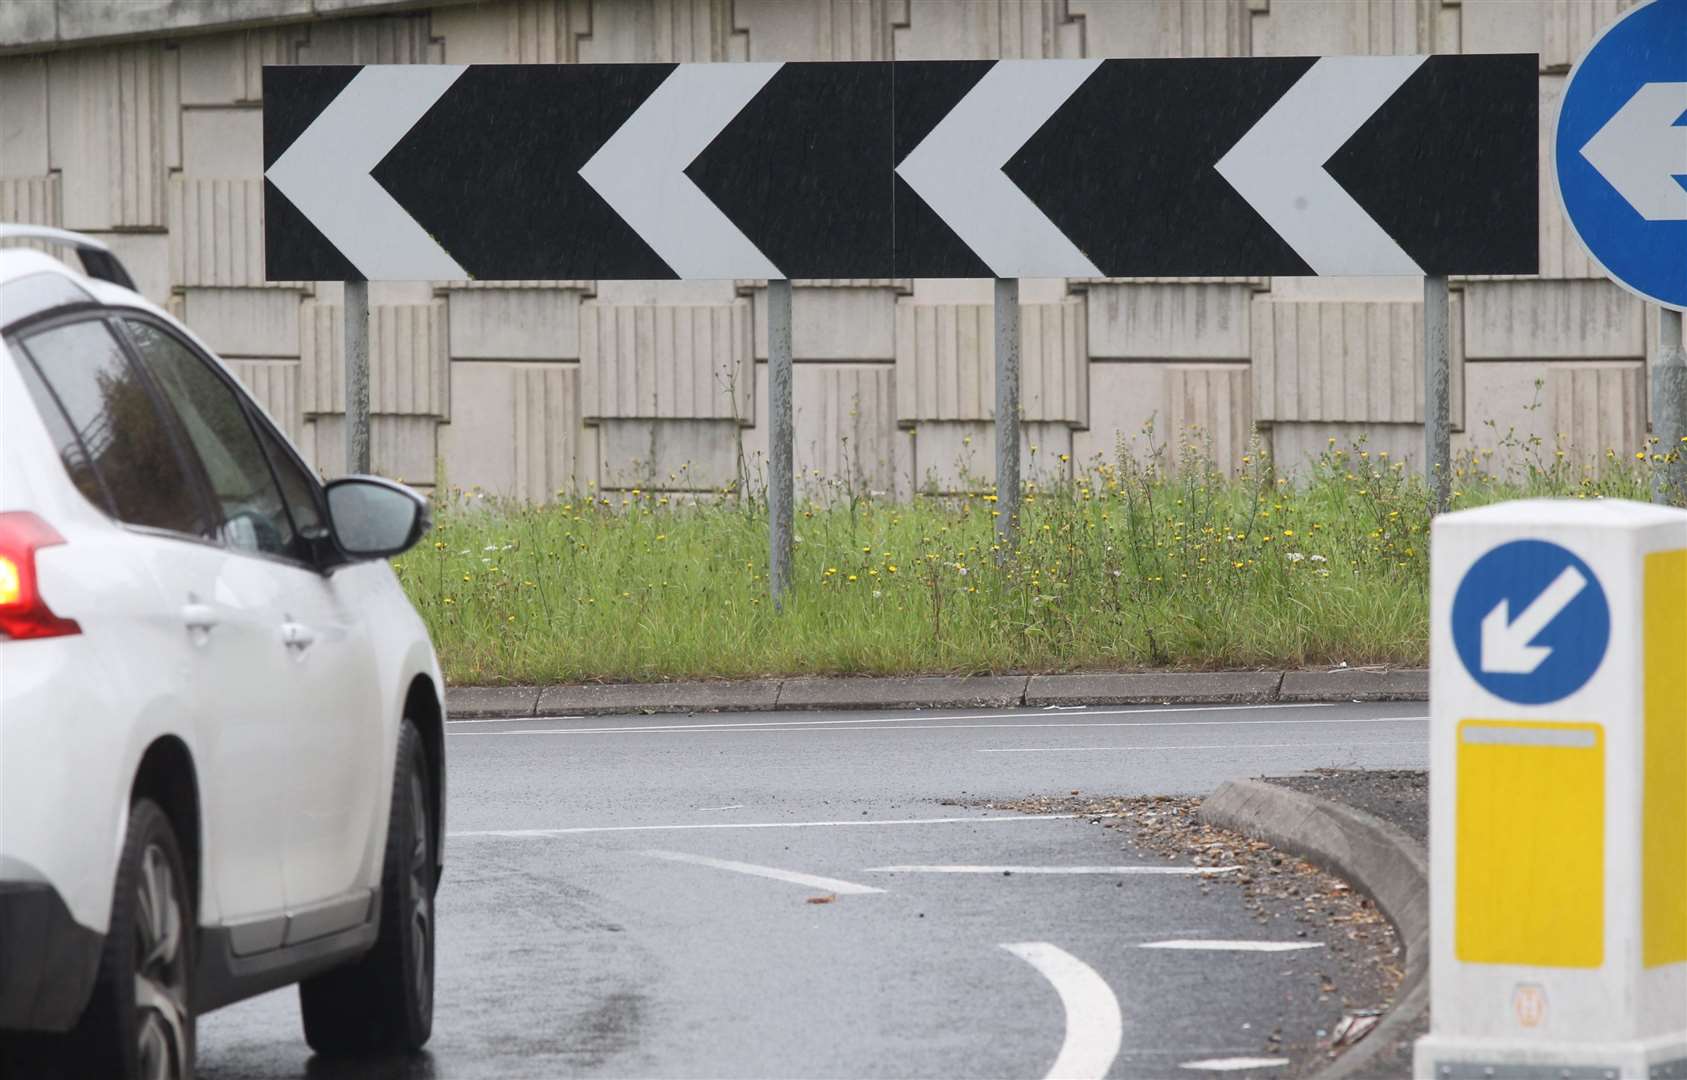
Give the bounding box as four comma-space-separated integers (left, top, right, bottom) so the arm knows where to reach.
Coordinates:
197, 700, 1426, 1079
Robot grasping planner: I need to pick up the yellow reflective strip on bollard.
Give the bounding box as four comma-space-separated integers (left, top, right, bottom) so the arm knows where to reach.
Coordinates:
1455, 719, 1604, 968
1644, 548, 1687, 969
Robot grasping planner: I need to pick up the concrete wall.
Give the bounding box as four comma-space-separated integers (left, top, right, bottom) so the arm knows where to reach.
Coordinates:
0, 0, 1662, 499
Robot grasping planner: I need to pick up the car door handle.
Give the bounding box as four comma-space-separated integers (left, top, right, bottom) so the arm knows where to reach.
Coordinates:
281, 621, 317, 651
181, 603, 219, 633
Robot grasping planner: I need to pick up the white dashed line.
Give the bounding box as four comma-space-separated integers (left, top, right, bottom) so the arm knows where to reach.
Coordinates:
979, 736, 1425, 754
1141, 940, 1323, 952
1002, 942, 1123, 1080
638, 850, 884, 895
1180, 1057, 1290, 1072
445, 703, 1362, 737
449, 812, 1118, 839
867, 865, 1239, 876
446, 714, 583, 725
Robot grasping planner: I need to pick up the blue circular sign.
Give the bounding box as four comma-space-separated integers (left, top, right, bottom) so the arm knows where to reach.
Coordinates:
1555, 0, 1687, 312
1452, 540, 1610, 705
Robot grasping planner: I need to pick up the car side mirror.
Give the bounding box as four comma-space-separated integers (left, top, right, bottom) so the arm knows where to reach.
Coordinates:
324, 476, 431, 561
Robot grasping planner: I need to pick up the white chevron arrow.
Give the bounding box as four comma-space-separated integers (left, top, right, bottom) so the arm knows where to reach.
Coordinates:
1581, 81, 1687, 222
265, 65, 469, 281
1215, 56, 1427, 276
1480, 565, 1588, 675
580, 63, 784, 280
895, 60, 1104, 279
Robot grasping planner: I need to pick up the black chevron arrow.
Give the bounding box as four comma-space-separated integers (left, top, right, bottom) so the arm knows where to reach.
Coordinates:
371, 64, 678, 280
1006, 58, 1316, 278
1325, 54, 1538, 277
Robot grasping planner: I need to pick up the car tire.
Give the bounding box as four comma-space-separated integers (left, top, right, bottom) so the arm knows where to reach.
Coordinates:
73, 797, 196, 1080
298, 719, 435, 1057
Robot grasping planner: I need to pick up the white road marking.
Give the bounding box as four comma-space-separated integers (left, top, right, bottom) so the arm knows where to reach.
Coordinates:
638, 850, 884, 895
494, 701, 1336, 732
450, 812, 1118, 840
1001, 942, 1123, 1080
449, 709, 1430, 741
979, 736, 1426, 754
868, 865, 1239, 876
1180, 1057, 1290, 1072
696, 804, 746, 812
446, 714, 582, 726
1141, 940, 1323, 952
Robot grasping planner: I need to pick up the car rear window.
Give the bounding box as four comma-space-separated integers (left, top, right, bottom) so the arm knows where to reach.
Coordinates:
14, 319, 214, 538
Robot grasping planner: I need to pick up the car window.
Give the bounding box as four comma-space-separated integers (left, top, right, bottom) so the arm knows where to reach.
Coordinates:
15, 320, 213, 537
121, 319, 305, 562
252, 412, 326, 540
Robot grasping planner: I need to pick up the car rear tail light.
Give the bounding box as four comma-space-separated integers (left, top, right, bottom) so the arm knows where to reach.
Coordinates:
0, 512, 81, 640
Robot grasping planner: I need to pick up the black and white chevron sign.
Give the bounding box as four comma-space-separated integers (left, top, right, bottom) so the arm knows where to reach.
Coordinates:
262, 55, 1538, 282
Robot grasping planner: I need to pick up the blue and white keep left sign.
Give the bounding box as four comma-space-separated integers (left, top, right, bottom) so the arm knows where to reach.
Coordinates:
1452, 540, 1611, 705
1556, 0, 1687, 312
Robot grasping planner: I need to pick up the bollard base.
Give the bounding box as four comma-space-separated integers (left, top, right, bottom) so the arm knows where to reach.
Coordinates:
1414, 1033, 1687, 1080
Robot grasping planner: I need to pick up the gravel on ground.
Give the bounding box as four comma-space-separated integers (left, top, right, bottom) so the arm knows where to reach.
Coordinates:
1259, 769, 1429, 1079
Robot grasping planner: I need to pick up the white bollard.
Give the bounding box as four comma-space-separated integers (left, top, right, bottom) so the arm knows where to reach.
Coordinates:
1415, 499, 1687, 1079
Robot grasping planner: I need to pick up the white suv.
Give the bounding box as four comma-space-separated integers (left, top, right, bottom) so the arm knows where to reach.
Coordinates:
0, 229, 447, 1080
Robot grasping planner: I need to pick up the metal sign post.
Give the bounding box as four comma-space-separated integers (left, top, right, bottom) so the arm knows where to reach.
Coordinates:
1425, 275, 1451, 514
1656, 306, 1686, 504
767, 279, 794, 607
343, 279, 370, 475
994, 278, 1020, 552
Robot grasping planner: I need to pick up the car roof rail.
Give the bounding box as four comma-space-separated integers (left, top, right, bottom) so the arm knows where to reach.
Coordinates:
0, 224, 138, 293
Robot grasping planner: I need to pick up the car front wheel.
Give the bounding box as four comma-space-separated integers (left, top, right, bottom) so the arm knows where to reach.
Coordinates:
298, 719, 435, 1056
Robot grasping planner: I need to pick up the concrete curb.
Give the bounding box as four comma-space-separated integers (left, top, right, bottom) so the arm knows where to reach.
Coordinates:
1026, 670, 1283, 705
538, 679, 780, 716
776, 675, 1027, 710
444, 668, 1426, 720
1280, 668, 1431, 703
1199, 778, 1429, 1080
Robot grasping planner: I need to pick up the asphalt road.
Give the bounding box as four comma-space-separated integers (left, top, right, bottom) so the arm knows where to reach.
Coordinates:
197, 700, 1427, 1080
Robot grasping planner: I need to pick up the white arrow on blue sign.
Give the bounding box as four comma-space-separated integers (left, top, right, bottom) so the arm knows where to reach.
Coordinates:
1556, 0, 1687, 311
1452, 540, 1611, 705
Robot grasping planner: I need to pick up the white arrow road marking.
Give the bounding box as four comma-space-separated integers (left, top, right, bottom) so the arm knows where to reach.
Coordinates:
580, 63, 785, 279
1140, 939, 1322, 952
637, 850, 884, 895
265, 65, 469, 281
1480, 565, 1588, 675
1581, 81, 1687, 221
868, 865, 1239, 876
1002, 942, 1123, 1080
1215, 56, 1427, 276
895, 60, 1104, 278
1180, 1057, 1289, 1072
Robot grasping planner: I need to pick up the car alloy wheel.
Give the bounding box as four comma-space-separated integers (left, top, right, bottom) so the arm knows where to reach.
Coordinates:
408, 767, 433, 1019
133, 843, 190, 1080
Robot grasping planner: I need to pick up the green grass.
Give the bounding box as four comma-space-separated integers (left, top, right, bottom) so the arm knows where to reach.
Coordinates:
397, 431, 1674, 686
